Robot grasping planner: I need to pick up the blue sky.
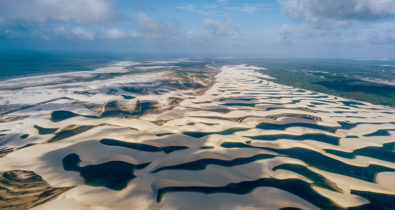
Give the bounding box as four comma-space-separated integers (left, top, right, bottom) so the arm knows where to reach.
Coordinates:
1, 0, 395, 58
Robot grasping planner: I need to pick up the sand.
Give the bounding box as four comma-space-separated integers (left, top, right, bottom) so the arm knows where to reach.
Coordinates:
0, 61, 394, 209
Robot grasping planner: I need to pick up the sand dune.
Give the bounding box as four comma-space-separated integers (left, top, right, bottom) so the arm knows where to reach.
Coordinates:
0, 61, 394, 209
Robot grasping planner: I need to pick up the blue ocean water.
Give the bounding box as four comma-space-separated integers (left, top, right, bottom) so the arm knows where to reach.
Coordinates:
0, 53, 114, 81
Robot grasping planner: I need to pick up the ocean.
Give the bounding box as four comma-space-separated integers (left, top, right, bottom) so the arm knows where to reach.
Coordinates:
0, 53, 114, 81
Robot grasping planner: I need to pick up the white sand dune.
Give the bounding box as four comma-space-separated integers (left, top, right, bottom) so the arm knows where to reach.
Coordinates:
0, 62, 394, 209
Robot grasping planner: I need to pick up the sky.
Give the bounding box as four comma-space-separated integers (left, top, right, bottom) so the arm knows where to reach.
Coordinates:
0, 0, 395, 58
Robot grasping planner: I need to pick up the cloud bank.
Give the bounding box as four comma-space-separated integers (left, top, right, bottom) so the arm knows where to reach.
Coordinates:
279, 0, 395, 25
132, 13, 180, 40
0, 0, 394, 57
0, 0, 117, 24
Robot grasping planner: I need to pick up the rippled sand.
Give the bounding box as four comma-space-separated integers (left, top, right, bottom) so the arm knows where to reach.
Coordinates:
0, 61, 394, 209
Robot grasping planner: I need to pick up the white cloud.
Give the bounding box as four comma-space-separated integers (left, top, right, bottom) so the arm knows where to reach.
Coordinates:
277, 1, 395, 46
71, 27, 94, 40
0, 0, 117, 24
133, 13, 179, 40
177, 4, 207, 14
187, 18, 240, 43
279, 0, 395, 26
203, 18, 228, 37
279, 24, 291, 44
103, 28, 126, 39
225, 6, 259, 14
0, 23, 98, 40
276, 23, 349, 45
178, 2, 268, 15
